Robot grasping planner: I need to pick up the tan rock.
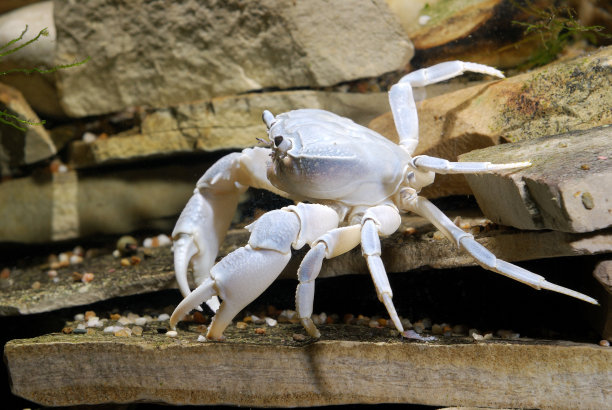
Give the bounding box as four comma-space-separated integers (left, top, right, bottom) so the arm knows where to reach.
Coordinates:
459, 125, 612, 233
52, 0, 412, 117
0, 161, 213, 243
0, 82, 56, 174
369, 46, 612, 198
68, 90, 390, 167
5, 332, 611, 407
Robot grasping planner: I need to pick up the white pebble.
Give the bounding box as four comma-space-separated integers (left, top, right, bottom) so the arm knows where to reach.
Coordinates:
112, 249, 121, 258
166, 330, 178, 338
157, 234, 171, 246
58, 253, 69, 262
82, 132, 97, 143
74, 313, 85, 321
472, 333, 484, 341
418, 15, 431, 25
103, 325, 124, 333
46, 270, 58, 278
197, 335, 206, 342
58, 164, 69, 173
118, 317, 132, 325
87, 317, 102, 327
134, 317, 148, 326
143, 238, 153, 248
70, 255, 83, 265
76, 323, 86, 330
265, 317, 277, 327
157, 313, 170, 321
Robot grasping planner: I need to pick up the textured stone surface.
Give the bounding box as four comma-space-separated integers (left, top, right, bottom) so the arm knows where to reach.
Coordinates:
5, 331, 611, 407
52, 0, 412, 117
0, 82, 56, 174
370, 46, 612, 198
459, 125, 612, 233
2, 212, 609, 315
68, 90, 390, 167
0, 161, 213, 243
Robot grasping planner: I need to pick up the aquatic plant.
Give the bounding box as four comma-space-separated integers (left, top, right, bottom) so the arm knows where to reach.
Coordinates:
0, 25, 90, 131
511, 1, 611, 68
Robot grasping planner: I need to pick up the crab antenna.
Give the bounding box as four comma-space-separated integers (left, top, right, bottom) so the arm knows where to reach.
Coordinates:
262, 110, 275, 129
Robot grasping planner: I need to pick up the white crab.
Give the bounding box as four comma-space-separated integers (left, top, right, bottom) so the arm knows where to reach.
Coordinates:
169, 61, 597, 340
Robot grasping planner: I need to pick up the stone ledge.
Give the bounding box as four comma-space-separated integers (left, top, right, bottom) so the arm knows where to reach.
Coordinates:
5, 328, 611, 408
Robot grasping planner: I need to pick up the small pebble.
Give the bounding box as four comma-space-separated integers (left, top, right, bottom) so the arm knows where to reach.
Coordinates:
265, 317, 277, 327
110, 313, 121, 321
72, 271, 83, 281
118, 317, 132, 325
0, 268, 10, 279
130, 256, 141, 265
31, 281, 41, 290
472, 333, 484, 341
403, 227, 417, 235
452, 324, 468, 336
104, 325, 123, 333
250, 315, 265, 324
157, 234, 172, 246
73, 245, 84, 256
413, 321, 425, 333
431, 324, 443, 335
197, 335, 207, 342
74, 313, 85, 321
120, 258, 131, 267
166, 330, 178, 338
62, 327, 73, 334
131, 326, 143, 336
46, 270, 58, 279
236, 321, 248, 329
292, 333, 307, 341
73, 328, 87, 334
82, 132, 97, 143
84, 311, 97, 320
483, 333, 494, 340
70, 255, 83, 265
432, 231, 445, 240
134, 317, 148, 326
368, 320, 381, 328
114, 328, 131, 337
580, 164, 590, 170
254, 327, 266, 335
81, 272, 94, 283
157, 313, 170, 321
342, 313, 355, 324
599, 340, 610, 347
112, 250, 121, 258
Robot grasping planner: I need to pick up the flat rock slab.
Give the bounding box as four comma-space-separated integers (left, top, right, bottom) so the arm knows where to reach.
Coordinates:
459, 125, 612, 233
2, 212, 610, 315
5, 327, 611, 408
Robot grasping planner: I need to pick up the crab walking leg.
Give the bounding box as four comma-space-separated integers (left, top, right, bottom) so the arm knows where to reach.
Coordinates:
170, 203, 340, 339
412, 155, 531, 174
360, 205, 404, 332
172, 147, 289, 311
389, 61, 504, 154
400, 191, 599, 305
296, 225, 363, 338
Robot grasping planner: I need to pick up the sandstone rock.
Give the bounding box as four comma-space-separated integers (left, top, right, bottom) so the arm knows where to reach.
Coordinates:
459, 125, 612, 233
0, 161, 213, 243
0, 1, 64, 117
0, 82, 56, 174
407, 0, 552, 69
369, 46, 612, 198
5, 331, 611, 407
68, 90, 390, 167
52, 0, 412, 117
2, 211, 610, 315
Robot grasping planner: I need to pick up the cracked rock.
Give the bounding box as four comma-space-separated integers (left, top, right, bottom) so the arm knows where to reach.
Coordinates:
459, 125, 612, 233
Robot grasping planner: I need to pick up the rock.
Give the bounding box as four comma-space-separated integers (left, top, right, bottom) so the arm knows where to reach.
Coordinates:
52, 0, 412, 117
406, 0, 547, 69
68, 90, 390, 167
0, 160, 213, 243
0, 82, 56, 174
369, 46, 612, 198
5, 330, 611, 407
593, 260, 612, 340
0, 1, 65, 117
2, 211, 610, 315
459, 125, 612, 233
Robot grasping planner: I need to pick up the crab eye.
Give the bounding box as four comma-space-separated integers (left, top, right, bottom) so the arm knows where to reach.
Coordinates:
274, 136, 284, 147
